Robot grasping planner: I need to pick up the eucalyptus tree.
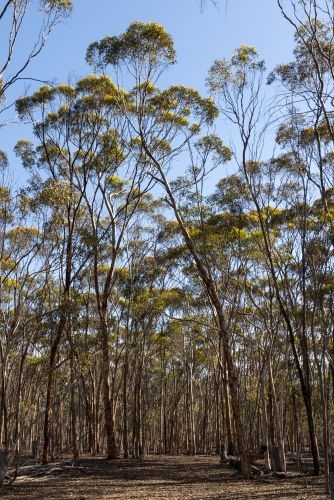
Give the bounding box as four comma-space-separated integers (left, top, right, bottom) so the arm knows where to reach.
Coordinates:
85, 22, 253, 477
0, 177, 64, 480
165, 189, 250, 457
14, 81, 101, 461
267, 6, 334, 482
32, 177, 92, 463
269, 2, 334, 214
15, 79, 111, 460
207, 43, 329, 476
15, 72, 161, 459
111, 211, 189, 458
269, 117, 334, 485
0, 0, 72, 117
274, 0, 334, 140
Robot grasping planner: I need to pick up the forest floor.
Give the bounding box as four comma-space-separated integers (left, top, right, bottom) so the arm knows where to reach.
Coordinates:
0, 454, 328, 499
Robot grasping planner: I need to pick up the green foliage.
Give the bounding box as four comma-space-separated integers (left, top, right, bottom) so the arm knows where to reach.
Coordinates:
209, 174, 251, 215
195, 134, 232, 165
6, 226, 40, 252
231, 45, 259, 66
14, 140, 36, 168
1, 257, 16, 271
0, 150, 8, 169
207, 45, 265, 93
86, 21, 176, 71
0, 186, 11, 205
76, 74, 118, 97
150, 85, 218, 127
80, 228, 99, 249
267, 19, 334, 89
39, 0, 73, 15
16, 86, 56, 118
38, 180, 75, 207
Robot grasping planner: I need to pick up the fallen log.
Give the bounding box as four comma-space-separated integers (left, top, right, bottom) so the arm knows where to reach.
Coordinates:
229, 459, 263, 476
272, 471, 286, 479
5, 462, 89, 480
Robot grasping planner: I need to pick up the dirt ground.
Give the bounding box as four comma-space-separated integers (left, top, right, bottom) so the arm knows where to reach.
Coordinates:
0, 454, 328, 499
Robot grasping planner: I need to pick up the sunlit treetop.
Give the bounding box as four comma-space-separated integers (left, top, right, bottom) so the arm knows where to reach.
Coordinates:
195, 134, 232, 166
39, 0, 73, 15
86, 21, 176, 75
207, 45, 265, 93
0, 150, 8, 169
15, 75, 129, 126
267, 19, 334, 89
148, 85, 219, 128
231, 45, 260, 67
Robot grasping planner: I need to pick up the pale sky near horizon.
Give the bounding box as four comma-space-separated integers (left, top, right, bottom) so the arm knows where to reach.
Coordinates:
3, 0, 296, 189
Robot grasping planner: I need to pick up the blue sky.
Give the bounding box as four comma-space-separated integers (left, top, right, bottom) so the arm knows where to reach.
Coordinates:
22, 0, 295, 89
4, 0, 296, 188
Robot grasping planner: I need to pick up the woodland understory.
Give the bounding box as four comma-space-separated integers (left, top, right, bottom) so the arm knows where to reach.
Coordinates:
2, 0, 334, 498
2, 455, 328, 500
0, 455, 328, 500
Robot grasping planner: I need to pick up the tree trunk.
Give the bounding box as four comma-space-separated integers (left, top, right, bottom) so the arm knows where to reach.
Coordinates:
100, 315, 117, 459
0, 451, 7, 486
70, 348, 79, 460
142, 147, 251, 477
222, 358, 234, 456
122, 356, 129, 458
42, 317, 65, 464
261, 359, 271, 471
268, 357, 286, 472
